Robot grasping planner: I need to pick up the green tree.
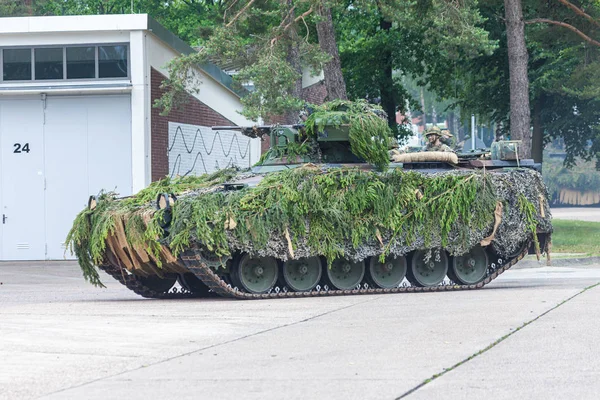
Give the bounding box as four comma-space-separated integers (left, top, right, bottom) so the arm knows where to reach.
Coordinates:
527, 0, 600, 166
427, 0, 600, 166
337, 0, 495, 134
154, 0, 342, 122
505, 0, 531, 157
0, 0, 38, 16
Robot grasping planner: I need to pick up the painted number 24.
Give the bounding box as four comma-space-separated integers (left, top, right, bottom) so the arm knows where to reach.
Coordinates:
13, 143, 30, 154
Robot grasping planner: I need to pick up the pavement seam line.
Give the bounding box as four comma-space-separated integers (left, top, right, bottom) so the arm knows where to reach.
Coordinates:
39, 296, 380, 399
395, 282, 600, 400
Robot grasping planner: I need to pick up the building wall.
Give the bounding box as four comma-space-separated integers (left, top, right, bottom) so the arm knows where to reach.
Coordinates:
302, 69, 324, 89
129, 30, 150, 192
302, 81, 327, 105
151, 68, 236, 181
167, 122, 254, 177
146, 33, 260, 178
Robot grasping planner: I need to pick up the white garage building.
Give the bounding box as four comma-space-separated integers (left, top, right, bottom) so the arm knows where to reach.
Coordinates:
0, 14, 259, 261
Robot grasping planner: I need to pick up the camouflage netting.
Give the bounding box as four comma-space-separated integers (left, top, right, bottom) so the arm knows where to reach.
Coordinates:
67, 166, 552, 286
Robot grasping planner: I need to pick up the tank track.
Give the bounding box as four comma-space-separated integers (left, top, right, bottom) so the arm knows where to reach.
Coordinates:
96, 240, 530, 300
177, 241, 531, 300
96, 263, 197, 299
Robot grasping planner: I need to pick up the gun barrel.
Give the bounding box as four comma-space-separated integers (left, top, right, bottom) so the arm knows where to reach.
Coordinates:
211, 126, 243, 130
211, 124, 304, 131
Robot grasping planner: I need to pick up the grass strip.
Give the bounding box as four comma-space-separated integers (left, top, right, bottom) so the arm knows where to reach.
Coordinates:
551, 219, 600, 255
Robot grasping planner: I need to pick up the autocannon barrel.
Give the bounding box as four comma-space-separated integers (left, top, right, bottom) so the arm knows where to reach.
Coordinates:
211, 124, 304, 131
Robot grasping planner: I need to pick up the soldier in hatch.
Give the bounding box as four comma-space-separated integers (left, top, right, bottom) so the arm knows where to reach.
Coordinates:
422, 127, 455, 152
388, 137, 404, 160
440, 128, 456, 148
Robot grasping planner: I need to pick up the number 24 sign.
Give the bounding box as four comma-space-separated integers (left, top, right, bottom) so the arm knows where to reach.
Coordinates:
13, 143, 30, 153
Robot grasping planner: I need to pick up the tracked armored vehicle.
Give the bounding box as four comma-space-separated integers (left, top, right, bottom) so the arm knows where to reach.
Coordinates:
68, 101, 552, 299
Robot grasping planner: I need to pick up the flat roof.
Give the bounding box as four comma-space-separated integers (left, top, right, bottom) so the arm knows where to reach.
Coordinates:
0, 14, 242, 97
0, 14, 148, 34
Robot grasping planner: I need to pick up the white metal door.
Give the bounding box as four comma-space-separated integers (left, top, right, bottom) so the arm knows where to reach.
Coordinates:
44, 95, 132, 260
43, 97, 89, 260
0, 99, 46, 260
86, 96, 132, 196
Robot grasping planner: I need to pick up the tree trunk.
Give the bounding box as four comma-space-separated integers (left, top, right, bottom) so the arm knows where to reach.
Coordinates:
446, 111, 458, 134
504, 0, 532, 157
377, 19, 396, 130
284, 0, 303, 124
420, 87, 427, 131
531, 96, 544, 163
316, 5, 347, 101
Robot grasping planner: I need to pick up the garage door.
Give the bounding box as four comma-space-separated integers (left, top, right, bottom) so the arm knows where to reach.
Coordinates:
0, 94, 131, 260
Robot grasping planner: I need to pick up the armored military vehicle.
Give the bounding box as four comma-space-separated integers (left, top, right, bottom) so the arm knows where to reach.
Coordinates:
67, 101, 551, 299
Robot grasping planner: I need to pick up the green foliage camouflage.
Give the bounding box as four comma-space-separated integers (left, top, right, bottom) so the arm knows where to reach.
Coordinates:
67, 166, 550, 287
256, 139, 311, 165
304, 100, 391, 170
254, 100, 391, 169
66, 169, 239, 286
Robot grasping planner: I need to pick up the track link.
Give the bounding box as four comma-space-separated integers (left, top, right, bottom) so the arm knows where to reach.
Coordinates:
178, 242, 531, 300
96, 264, 198, 299
97, 240, 531, 300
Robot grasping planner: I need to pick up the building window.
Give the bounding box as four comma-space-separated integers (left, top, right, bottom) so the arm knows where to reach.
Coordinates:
66, 47, 95, 79
0, 44, 129, 83
3, 49, 32, 81
98, 45, 128, 78
35, 48, 63, 80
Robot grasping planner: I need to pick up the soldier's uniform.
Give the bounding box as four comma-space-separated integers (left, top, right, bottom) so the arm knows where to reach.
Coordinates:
422, 126, 455, 153
422, 142, 455, 152
388, 138, 404, 159
440, 129, 456, 148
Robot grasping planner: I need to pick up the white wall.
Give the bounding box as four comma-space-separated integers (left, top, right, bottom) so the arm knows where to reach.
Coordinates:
302, 69, 324, 89
168, 122, 253, 177
0, 31, 129, 47
129, 30, 150, 192
0, 14, 147, 34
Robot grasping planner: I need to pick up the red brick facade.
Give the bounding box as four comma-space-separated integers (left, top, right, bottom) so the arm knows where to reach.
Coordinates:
261, 81, 328, 154
151, 68, 234, 181
302, 81, 327, 105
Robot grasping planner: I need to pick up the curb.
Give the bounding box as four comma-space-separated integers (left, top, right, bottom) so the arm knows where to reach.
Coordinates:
514, 256, 600, 269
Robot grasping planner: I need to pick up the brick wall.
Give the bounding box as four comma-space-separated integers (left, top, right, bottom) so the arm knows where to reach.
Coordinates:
151, 68, 234, 181
302, 81, 327, 105
260, 81, 328, 154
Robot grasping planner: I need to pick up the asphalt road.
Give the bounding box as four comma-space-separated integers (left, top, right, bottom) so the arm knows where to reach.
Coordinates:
1, 262, 600, 400
551, 207, 600, 222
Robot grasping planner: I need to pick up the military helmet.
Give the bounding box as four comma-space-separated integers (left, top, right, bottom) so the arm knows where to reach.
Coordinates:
441, 128, 453, 138
388, 138, 399, 149
425, 126, 442, 137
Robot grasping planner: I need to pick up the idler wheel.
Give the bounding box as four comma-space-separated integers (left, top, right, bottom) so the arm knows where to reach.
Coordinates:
136, 274, 177, 293
324, 258, 365, 290
506, 240, 529, 259
449, 245, 489, 285
231, 254, 279, 294
282, 257, 322, 292
178, 273, 211, 295
366, 255, 407, 289
407, 249, 448, 287
490, 240, 529, 261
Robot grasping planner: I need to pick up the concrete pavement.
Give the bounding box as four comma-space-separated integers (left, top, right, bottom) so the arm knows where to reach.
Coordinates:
409, 281, 600, 400
1, 262, 600, 400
